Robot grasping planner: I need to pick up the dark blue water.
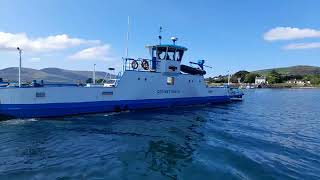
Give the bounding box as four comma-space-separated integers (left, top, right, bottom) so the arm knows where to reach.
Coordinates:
0, 89, 319, 180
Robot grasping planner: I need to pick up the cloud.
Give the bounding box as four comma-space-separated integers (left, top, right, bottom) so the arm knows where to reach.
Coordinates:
0, 32, 100, 52
29, 57, 41, 62
68, 45, 113, 60
283, 42, 320, 50
264, 27, 320, 41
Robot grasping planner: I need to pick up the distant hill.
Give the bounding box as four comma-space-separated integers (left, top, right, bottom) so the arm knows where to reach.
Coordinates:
0, 67, 112, 83
252, 65, 320, 76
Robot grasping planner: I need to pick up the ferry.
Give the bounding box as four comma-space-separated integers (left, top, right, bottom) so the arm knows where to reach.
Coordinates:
0, 37, 243, 118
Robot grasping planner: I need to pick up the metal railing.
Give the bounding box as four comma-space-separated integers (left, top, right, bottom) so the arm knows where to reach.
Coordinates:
123, 58, 160, 72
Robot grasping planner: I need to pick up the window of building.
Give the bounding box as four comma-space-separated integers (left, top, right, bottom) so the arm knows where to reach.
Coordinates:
167, 77, 175, 85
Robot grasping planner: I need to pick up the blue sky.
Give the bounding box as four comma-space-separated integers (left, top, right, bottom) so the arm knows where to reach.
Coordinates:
1, 0, 320, 76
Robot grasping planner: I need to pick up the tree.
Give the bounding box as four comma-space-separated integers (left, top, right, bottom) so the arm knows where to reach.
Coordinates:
86, 78, 93, 84
232, 70, 250, 83
206, 75, 228, 84
206, 77, 214, 83
310, 75, 320, 85
244, 73, 259, 83
230, 76, 239, 83
267, 70, 283, 84
96, 79, 105, 84
283, 74, 303, 81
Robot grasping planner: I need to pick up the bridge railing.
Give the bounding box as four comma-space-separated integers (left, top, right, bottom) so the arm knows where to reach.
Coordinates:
123, 58, 160, 72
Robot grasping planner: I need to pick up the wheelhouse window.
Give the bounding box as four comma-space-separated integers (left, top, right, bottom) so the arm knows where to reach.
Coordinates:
157, 50, 165, 60
176, 50, 184, 61
167, 51, 175, 60
154, 47, 184, 61
167, 77, 175, 85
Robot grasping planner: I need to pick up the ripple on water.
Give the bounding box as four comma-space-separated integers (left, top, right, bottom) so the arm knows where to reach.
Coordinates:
0, 89, 320, 179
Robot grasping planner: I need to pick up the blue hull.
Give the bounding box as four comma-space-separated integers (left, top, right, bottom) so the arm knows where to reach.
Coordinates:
0, 96, 230, 118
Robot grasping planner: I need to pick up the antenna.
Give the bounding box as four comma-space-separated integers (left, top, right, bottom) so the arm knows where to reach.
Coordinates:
126, 16, 130, 58
159, 26, 162, 45
171, 37, 178, 45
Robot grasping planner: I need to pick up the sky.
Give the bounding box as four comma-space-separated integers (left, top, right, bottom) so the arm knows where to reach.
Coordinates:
1, 0, 320, 76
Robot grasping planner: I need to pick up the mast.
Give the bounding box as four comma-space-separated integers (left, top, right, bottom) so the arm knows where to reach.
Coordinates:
17, 47, 22, 87
126, 16, 130, 58
159, 26, 162, 45
123, 16, 130, 73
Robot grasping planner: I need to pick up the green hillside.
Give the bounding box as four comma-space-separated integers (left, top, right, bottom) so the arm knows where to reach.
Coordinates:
207, 65, 320, 85
0, 67, 111, 83
253, 65, 320, 76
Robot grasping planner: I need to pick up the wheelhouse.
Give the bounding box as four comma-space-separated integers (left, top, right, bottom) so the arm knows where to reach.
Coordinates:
146, 44, 188, 62
123, 44, 188, 73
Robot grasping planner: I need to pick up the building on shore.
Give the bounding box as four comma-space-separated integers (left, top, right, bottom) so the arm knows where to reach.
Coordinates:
255, 76, 267, 85
286, 79, 311, 86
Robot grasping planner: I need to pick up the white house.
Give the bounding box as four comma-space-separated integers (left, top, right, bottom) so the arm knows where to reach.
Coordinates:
286, 79, 310, 85
255, 77, 266, 85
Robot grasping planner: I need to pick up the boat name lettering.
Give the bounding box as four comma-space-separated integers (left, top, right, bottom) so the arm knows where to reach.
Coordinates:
157, 90, 180, 94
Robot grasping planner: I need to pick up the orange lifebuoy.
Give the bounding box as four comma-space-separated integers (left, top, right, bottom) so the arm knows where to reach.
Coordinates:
141, 59, 149, 70
131, 60, 138, 69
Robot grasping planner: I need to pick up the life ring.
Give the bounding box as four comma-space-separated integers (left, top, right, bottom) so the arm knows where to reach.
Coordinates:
141, 59, 149, 70
131, 60, 138, 69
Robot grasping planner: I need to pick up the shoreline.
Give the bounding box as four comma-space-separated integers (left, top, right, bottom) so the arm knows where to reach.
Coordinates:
245, 86, 320, 89
263, 84, 320, 89
207, 83, 320, 89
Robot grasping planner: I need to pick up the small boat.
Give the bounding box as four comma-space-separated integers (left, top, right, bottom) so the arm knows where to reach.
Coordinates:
0, 82, 9, 87
229, 87, 244, 101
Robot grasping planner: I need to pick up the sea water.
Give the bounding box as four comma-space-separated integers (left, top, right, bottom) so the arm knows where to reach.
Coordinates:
0, 89, 319, 179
